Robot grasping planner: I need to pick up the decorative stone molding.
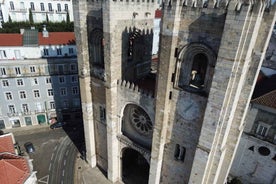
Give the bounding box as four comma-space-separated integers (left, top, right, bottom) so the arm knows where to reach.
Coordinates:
117, 134, 151, 163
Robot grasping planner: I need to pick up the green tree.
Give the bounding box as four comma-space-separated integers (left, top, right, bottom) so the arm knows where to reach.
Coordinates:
29, 9, 34, 24
66, 12, 70, 23
8, 15, 12, 23
46, 14, 49, 23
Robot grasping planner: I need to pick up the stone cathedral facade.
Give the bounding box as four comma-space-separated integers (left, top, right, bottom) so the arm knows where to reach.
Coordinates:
73, 0, 276, 183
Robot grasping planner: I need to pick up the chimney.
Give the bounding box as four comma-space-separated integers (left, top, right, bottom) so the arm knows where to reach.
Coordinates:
42, 25, 49, 38
20, 28, 24, 34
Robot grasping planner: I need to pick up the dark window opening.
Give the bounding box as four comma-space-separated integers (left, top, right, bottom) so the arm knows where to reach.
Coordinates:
128, 28, 142, 60
248, 146, 254, 152
189, 53, 208, 89
258, 146, 270, 156
174, 144, 185, 162
89, 29, 104, 68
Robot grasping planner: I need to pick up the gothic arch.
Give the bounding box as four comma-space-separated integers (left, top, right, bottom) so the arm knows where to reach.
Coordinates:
121, 148, 150, 184
175, 43, 217, 95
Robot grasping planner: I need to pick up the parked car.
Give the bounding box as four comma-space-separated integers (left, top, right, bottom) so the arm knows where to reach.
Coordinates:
50, 121, 66, 129
24, 142, 35, 153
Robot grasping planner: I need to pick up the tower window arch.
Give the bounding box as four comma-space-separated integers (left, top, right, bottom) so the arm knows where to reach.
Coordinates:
175, 43, 217, 96
89, 29, 104, 68
190, 53, 208, 89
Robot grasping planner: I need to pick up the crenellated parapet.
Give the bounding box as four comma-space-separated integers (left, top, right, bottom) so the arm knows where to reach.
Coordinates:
117, 79, 154, 98
161, 0, 273, 11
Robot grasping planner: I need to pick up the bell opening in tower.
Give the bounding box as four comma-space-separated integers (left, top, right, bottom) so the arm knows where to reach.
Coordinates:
122, 27, 156, 96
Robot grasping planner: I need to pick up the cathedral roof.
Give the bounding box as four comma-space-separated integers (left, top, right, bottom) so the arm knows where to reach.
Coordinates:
251, 90, 276, 109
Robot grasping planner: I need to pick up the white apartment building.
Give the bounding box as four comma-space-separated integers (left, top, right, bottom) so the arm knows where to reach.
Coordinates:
0, 29, 81, 129
0, 0, 73, 26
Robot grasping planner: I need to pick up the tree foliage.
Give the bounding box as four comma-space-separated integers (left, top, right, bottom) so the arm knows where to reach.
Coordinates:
0, 21, 74, 33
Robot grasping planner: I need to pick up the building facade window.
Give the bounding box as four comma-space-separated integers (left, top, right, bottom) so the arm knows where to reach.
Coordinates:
46, 77, 51, 84
63, 100, 69, 108
32, 78, 38, 85
5, 92, 13, 100
174, 144, 186, 162
48, 3, 52, 11
57, 3, 61, 12
60, 88, 67, 96
30, 66, 36, 73
19, 91, 26, 99
20, 2, 25, 10
73, 98, 80, 107
58, 65, 64, 73
0, 50, 7, 59
59, 76, 65, 83
64, 4, 68, 12
22, 104, 29, 113
0, 67, 6, 75
256, 122, 271, 137
57, 48, 62, 55
100, 106, 106, 122
14, 50, 21, 59
50, 101, 55, 109
72, 86, 78, 94
15, 67, 21, 75
44, 48, 49, 56
71, 75, 78, 83
17, 79, 24, 86
34, 90, 40, 98
48, 89, 53, 96
70, 64, 77, 71
30, 2, 35, 10
0, 120, 5, 129
10, 1, 14, 10
40, 3, 45, 11
2, 80, 9, 87
8, 105, 15, 113
69, 48, 74, 54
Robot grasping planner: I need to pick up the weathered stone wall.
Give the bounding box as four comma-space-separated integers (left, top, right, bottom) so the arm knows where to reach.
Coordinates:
91, 78, 108, 170
161, 90, 208, 183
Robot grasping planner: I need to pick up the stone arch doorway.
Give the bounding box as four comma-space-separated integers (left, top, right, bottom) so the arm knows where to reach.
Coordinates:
122, 148, 149, 184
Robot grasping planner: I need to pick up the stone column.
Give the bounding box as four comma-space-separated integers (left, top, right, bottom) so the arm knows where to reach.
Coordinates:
73, 0, 97, 167
189, 1, 276, 183
103, 2, 121, 182
149, 2, 181, 184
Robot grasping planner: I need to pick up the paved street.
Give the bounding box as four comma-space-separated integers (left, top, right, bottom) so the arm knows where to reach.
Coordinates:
5, 125, 81, 184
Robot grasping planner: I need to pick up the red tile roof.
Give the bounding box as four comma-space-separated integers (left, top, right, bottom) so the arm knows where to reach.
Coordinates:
0, 32, 75, 46
0, 135, 15, 154
38, 32, 76, 45
155, 9, 162, 18
0, 34, 23, 46
0, 157, 30, 184
251, 90, 276, 109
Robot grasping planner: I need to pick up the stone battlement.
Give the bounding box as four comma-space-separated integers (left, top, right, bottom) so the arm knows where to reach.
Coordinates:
117, 79, 154, 98
162, 0, 273, 11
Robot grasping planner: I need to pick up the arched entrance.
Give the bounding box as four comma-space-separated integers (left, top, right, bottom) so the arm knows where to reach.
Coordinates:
122, 148, 149, 184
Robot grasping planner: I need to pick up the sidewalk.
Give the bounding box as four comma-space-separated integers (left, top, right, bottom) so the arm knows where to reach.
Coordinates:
74, 153, 115, 184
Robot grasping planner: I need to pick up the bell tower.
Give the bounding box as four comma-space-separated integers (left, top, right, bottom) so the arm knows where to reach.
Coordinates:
73, 0, 276, 183
153, 0, 276, 183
